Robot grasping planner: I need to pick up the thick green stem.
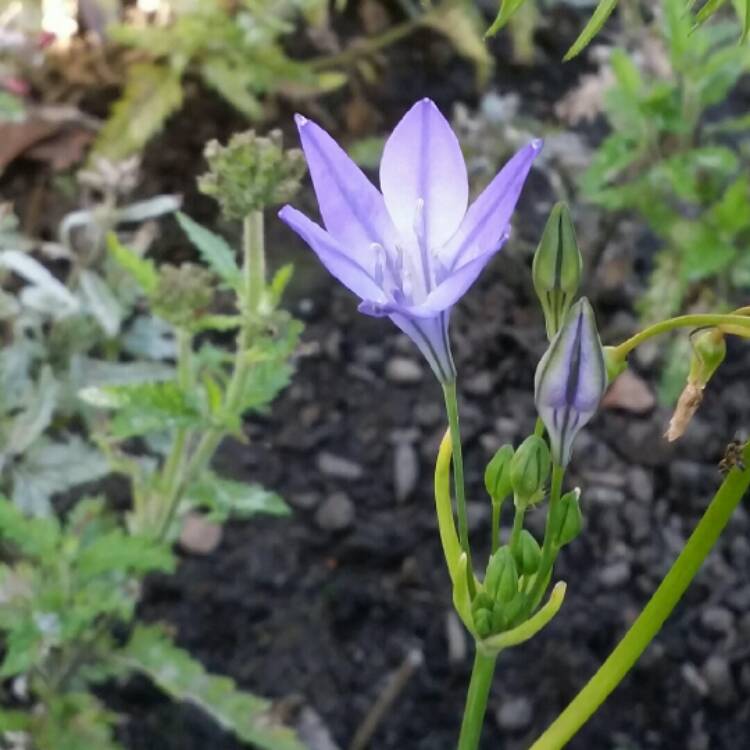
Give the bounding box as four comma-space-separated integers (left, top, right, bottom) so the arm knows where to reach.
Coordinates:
613, 313, 750, 360
442, 380, 474, 596
457, 650, 498, 750
530, 444, 750, 750
491, 499, 503, 554
528, 463, 564, 611
509, 500, 526, 551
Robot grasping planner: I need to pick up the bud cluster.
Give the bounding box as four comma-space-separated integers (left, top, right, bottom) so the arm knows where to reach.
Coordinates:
149, 263, 215, 329
198, 130, 307, 219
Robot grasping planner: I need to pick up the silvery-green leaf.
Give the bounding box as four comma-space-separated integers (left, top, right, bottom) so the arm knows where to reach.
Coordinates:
0, 251, 79, 313
0, 340, 38, 410
8, 366, 59, 456
11, 436, 109, 516
115, 194, 181, 223
79, 269, 123, 337
122, 315, 176, 360
73, 356, 174, 389
0, 288, 19, 320
18, 286, 77, 319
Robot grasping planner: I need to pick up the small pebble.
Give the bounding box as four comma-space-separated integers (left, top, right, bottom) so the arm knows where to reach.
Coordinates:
179, 512, 222, 555
393, 441, 420, 503
598, 561, 631, 589
496, 696, 532, 732
315, 492, 355, 531
627, 466, 654, 503
317, 452, 364, 480
385, 356, 423, 384
700, 606, 734, 635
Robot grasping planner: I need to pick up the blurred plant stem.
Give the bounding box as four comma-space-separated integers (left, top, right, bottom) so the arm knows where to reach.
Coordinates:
457, 650, 498, 750
530, 441, 750, 750
156, 211, 266, 540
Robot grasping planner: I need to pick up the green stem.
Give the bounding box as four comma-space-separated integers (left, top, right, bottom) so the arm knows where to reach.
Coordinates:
528, 463, 564, 611
160, 211, 266, 529
613, 313, 750, 360
442, 380, 474, 596
491, 498, 503, 554
530, 444, 750, 750
244, 210, 265, 314
457, 650, 498, 750
509, 499, 526, 551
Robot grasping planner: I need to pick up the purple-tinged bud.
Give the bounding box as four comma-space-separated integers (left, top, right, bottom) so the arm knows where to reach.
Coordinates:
532, 202, 582, 340
534, 298, 607, 467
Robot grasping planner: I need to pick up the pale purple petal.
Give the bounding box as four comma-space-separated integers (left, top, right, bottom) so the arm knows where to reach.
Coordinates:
440, 140, 542, 269
295, 114, 397, 273
380, 98, 468, 249
388, 311, 455, 383
279, 206, 387, 304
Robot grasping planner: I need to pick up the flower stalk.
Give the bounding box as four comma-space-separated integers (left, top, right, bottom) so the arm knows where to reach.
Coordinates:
530, 441, 750, 750
457, 651, 498, 750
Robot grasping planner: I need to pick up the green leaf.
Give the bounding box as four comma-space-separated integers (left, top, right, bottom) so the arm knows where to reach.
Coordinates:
200, 58, 264, 119
564, 0, 620, 60
106, 233, 158, 294
92, 63, 183, 162
0, 621, 43, 677
11, 437, 109, 517
485, 0, 528, 36
175, 212, 241, 289
8, 365, 59, 456
33, 693, 123, 750
79, 382, 204, 438
123, 625, 305, 750
185, 471, 290, 522
79, 269, 123, 337
0, 495, 60, 558
76, 531, 175, 578
694, 0, 728, 28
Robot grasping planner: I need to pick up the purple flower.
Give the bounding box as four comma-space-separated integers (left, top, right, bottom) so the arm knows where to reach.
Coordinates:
534, 298, 607, 467
279, 98, 541, 382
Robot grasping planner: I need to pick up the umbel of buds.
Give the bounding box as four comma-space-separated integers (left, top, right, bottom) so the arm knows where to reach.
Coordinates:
535, 298, 607, 467
533, 202, 583, 340
199, 130, 307, 219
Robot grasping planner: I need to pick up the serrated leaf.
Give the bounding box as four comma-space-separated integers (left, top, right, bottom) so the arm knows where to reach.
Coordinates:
0, 250, 79, 314
92, 63, 183, 162
122, 316, 177, 361
123, 625, 304, 750
200, 58, 264, 119
485, 0, 528, 37
8, 366, 59, 456
79, 270, 122, 337
76, 531, 174, 579
79, 381, 204, 438
0, 494, 60, 557
106, 233, 158, 294
564, 0, 619, 60
185, 471, 289, 522
175, 212, 241, 288
11, 437, 109, 516
34, 693, 123, 750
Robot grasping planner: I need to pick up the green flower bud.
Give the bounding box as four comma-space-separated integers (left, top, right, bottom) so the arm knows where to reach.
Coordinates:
149, 263, 215, 329
603, 345, 628, 383
550, 489, 583, 547
484, 444, 514, 502
533, 202, 583, 340
512, 529, 542, 575
510, 435, 550, 502
198, 130, 307, 219
484, 546, 518, 603
472, 592, 494, 638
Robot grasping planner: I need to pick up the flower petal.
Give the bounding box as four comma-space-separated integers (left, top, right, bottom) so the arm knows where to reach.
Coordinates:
380, 98, 468, 249
388, 311, 456, 383
279, 206, 387, 304
294, 114, 396, 273
441, 139, 542, 269
373, 239, 507, 319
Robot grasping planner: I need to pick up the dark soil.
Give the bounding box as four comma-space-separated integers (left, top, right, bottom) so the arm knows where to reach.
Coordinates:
7, 5, 750, 750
